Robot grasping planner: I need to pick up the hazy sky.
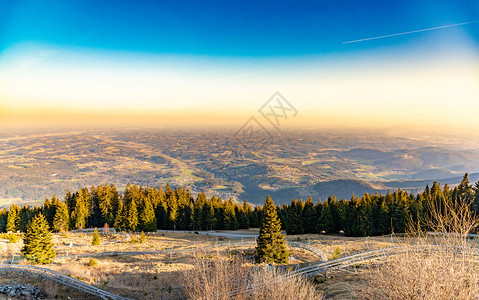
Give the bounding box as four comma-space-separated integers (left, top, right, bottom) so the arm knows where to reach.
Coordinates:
1, 0, 478, 130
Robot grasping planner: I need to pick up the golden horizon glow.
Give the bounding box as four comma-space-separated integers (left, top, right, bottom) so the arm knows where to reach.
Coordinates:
1, 42, 479, 132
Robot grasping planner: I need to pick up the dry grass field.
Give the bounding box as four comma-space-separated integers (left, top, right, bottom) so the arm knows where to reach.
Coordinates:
5, 229, 467, 299
2, 229, 392, 299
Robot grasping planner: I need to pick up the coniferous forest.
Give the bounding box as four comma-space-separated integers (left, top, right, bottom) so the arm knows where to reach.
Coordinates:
1, 174, 478, 237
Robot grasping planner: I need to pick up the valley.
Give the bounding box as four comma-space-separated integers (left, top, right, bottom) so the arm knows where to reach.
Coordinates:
1, 128, 478, 206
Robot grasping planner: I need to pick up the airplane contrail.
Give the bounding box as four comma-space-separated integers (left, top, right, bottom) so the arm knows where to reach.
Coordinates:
343, 20, 479, 44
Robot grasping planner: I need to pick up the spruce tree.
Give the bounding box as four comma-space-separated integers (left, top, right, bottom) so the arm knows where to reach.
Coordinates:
473, 181, 479, 213
21, 214, 56, 264
255, 196, 289, 264
114, 200, 127, 230
53, 201, 69, 232
0, 208, 7, 232
303, 196, 316, 233
456, 173, 474, 203
71, 194, 88, 229
139, 200, 157, 232
6, 205, 18, 233
92, 227, 100, 246
128, 200, 139, 231
167, 194, 178, 230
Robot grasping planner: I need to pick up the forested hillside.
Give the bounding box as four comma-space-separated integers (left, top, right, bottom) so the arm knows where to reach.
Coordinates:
1, 174, 478, 237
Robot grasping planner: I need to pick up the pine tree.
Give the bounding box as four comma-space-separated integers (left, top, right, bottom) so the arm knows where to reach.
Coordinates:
317, 200, 333, 233
168, 194, 179, 230
303, 196, 316, 233
473, 180, 479, 213
286, 199, 304, 234
92, 227, 100, 246
43, 197, 55, 227
139, 200, 157, 232
6, 205, 18, 233
456, 173, 474, 203
128, 200, 139, 231
71, 192, 88, 229
0, 208, 7, 233
255, 196, 289, 264
114, 200, 127, 230
52, 201, 70, 232
224, 199, 239, 230
21, 214, 56, 264
18, 207, 34, 233
203, 201, 215, 230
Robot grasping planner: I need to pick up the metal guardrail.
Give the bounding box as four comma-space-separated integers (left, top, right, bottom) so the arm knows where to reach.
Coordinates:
1, 238, 326, 300
227, 244, 479, 298
289, 244, 479, 278
0, 264, 132, 300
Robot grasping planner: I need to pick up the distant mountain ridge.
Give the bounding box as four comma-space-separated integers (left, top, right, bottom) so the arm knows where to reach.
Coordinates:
239, 173, 479, 204
382, 173, 479, 190
307, 173, 479, 203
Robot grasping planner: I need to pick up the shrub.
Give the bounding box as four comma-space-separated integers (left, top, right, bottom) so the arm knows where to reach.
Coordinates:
91, 228, 100, 246
361, 196, 479, 299
87, 258, 97, 267
0, 233, 20, 243
182, 254, 322, 299
328, 246, 342, 260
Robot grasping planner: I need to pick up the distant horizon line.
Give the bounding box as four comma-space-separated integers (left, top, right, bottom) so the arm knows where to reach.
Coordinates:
0, 119, 478, 140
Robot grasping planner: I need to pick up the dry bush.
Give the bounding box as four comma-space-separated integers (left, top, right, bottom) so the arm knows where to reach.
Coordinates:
361, 197, 479, 300
248, 267, 321, 300
182, 253, 322, 300
51, 260, 97, 283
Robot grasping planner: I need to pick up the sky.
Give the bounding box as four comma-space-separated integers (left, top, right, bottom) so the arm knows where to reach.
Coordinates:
0, 0, 478, 131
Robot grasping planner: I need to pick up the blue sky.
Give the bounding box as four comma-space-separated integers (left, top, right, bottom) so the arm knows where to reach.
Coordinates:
1, 0, 478, 129
2, 0, 478, 56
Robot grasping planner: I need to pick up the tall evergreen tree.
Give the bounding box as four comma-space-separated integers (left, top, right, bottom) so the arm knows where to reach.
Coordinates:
455, 173, 474, 203
0, 208, 7, 232
53, 201, 69, 232
21, 214, 56, 264
224, 199, 239, 230
6, 205, 18, 233
303, 196, 317, 233
473, 180, 479, 213
127, 200, 139, 231
255, 196, 289, 264
168, 193, 179, 230
71, 191, 89, 229
114, 200, 128, 230
139, 200, 157, 232
286, 199, 304, 234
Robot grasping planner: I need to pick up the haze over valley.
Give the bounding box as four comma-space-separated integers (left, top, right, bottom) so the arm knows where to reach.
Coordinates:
1, 127, 478, 207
